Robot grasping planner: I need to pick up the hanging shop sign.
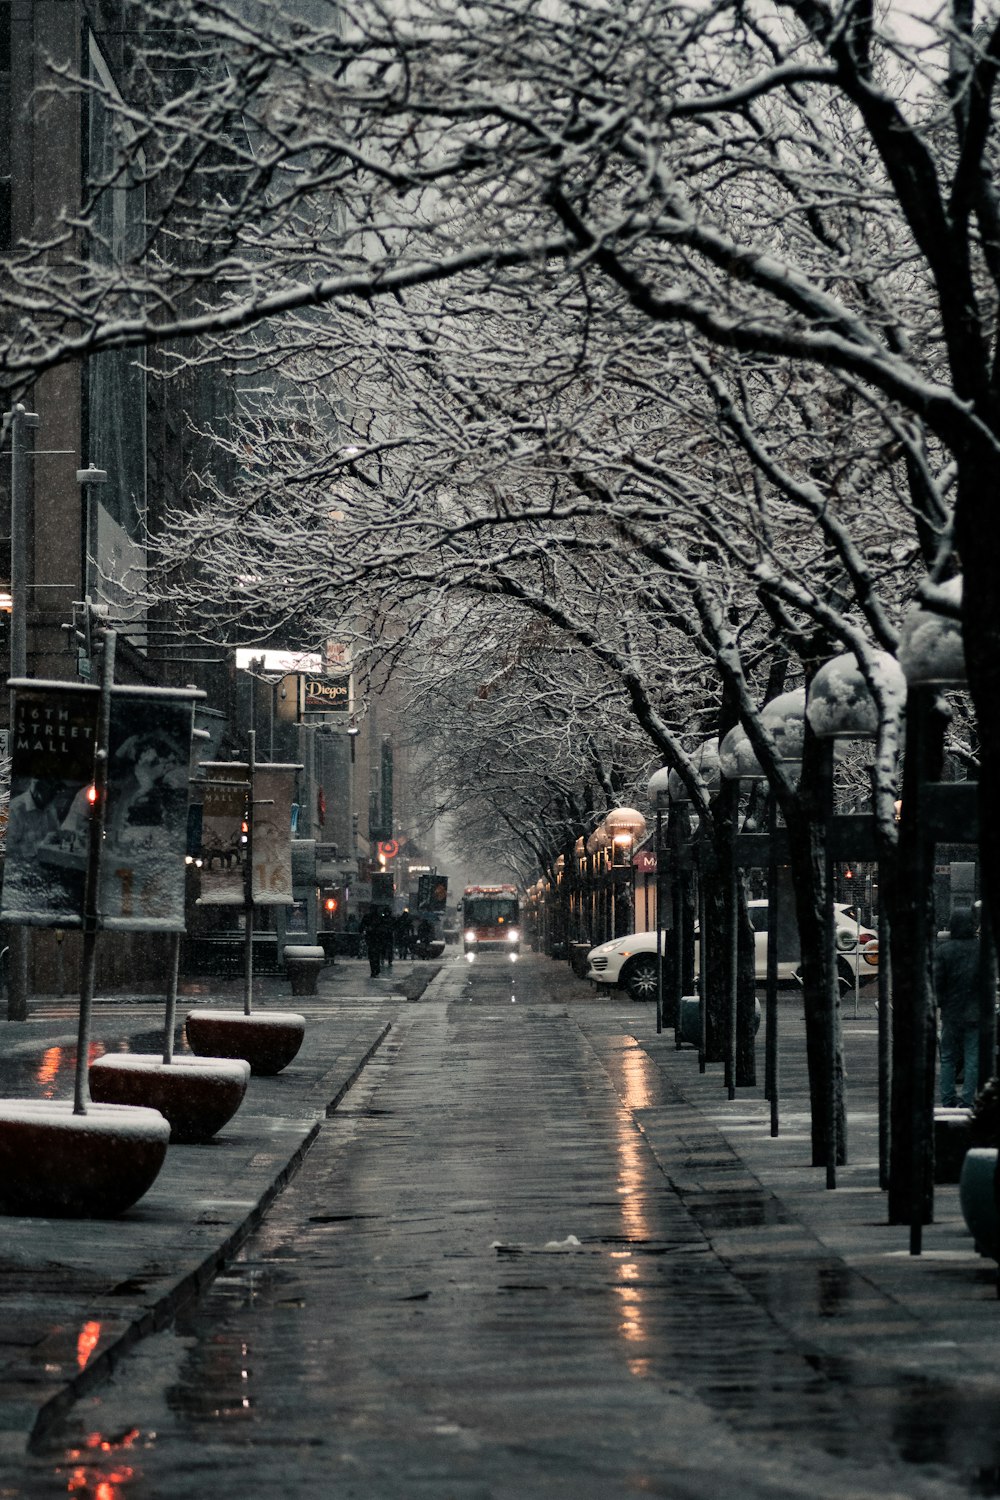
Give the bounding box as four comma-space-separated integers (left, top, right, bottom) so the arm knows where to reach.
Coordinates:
304, 675, 349, 712
275, 673, 351, 721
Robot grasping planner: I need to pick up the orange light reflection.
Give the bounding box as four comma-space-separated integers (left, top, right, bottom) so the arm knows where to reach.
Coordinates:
615, 1047, 655, 1360
37, 1046, 63, 1095
76, 1320, 102, 1370
65, 1428, 140, 1499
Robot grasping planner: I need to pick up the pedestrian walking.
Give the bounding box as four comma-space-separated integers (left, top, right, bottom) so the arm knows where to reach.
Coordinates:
359, 905, 394, 977
394, 908, 414, 959
935, 905, 982, 1108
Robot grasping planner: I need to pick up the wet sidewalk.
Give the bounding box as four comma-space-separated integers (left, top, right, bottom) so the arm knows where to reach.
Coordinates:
3, 951, 999, 1481
566, 978, 1000, 1399
0, 957, 437, 1462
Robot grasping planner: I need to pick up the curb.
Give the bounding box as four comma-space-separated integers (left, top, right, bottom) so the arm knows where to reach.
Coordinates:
27, 1018, 395, 1450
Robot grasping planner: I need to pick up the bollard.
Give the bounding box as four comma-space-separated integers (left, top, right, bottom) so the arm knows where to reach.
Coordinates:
283, 944, 326, 997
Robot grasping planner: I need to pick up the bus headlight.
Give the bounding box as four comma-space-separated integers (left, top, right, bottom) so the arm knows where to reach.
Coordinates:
507, 928, 520, 944
465, 930, 477, 944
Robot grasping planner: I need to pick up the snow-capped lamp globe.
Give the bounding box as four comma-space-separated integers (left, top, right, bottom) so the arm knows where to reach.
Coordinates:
647, 766, 672, 811
666, 737, 722, 802
806, 651, 907, 741
586, 823, 611, 862
759, 687, 807, 763
604, 806, 647, 863
719, 724, 764, 781
898, 576, 966, 686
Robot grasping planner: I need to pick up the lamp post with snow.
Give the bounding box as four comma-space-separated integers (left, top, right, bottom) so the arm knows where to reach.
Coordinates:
806, 650, 905, 1191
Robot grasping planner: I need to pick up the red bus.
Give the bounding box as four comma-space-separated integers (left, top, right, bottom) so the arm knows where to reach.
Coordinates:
462, 884, 521, 955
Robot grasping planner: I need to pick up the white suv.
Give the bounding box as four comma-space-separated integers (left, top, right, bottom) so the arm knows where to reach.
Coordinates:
585, 900, 877, 1002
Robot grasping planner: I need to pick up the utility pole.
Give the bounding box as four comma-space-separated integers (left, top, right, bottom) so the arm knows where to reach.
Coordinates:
6, 403, 39, 1021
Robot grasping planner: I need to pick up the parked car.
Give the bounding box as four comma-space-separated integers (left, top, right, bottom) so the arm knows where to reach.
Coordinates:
585, 900, 877, 1002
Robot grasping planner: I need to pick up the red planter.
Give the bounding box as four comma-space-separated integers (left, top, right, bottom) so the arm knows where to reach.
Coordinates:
185, 1008, 306, 1076
89, 1055, 251, 1143
0, 1100, 170, 1218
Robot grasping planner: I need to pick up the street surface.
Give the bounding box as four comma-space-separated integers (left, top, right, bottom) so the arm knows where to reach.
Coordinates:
10, 952, 1000, 1498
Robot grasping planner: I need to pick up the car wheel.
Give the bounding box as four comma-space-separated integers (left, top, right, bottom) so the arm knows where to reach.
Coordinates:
623, 955, 662, 1003
837, 956, 855, 995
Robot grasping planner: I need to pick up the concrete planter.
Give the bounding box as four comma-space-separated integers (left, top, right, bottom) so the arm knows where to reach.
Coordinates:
0, 1100, 170, 1218
89, 1055, 251, 1143
185, 1008, 306, 1076
959, 1147, 1000, 1257
283, 944, 326, 997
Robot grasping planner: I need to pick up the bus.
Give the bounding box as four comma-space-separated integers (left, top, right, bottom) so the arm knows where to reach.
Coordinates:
462, 884, 521, 955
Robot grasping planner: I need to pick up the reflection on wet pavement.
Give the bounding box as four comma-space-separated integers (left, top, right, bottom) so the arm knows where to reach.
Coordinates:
20, 959, 1000, 1497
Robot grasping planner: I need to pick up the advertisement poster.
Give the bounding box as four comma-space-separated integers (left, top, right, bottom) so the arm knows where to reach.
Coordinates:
251, 765, 297, 905
2, 682, 100, 927
99, 689, 196, 930
197, 763, 249, 905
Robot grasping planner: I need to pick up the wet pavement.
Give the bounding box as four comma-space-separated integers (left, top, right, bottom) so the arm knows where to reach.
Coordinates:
3, 952, 1000, 1497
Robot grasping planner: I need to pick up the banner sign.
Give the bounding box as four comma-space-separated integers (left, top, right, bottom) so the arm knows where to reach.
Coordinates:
251, 765, 297, 904
100, 690, 195, 930
197, 763, 249, 906
2, 682, 100, 927
3, 682, 198, 930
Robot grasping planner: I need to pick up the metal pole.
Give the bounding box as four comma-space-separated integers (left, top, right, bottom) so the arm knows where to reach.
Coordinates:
766, 794, 780, 1136
162, 931, 182, 1065
655, 802, 663, 1035
76, 630, 116, 1115
243, 729, 256, 1016
7, 404, 38, 1022
878, 903, 891, 1189
822, 739, 839, 1190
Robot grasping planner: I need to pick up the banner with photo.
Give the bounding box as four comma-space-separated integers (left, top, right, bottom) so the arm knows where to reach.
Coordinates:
2, 682, 100, 927
196, 762, 249, 905
99, 688, 197, 930
251, 765, 298, 905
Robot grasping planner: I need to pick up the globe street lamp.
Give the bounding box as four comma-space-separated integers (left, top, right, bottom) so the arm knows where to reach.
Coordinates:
807, 650, 905, 1192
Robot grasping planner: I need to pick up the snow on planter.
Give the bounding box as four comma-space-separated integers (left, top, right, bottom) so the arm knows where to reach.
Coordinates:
806, 651, 907, 740
898, 576, 966, 685
0, 1100, 170, 1218
89, 1054, 251, 1144
185, 1008, 306, 1075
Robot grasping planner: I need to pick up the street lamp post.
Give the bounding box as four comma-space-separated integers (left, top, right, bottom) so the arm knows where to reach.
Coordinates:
6, 404, 38, 1021
806, 650, 905, 1193
647, 769, 672, 1036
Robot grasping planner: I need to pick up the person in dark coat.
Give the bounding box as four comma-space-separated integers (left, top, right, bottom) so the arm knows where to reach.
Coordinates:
359, 906, 393, 977
394, 909, 414, 960
935, 906, 981, 1108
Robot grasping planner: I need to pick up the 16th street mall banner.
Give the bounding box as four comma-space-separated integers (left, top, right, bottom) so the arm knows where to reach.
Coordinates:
195, 762, 297, 906
2, 682, 197, 930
